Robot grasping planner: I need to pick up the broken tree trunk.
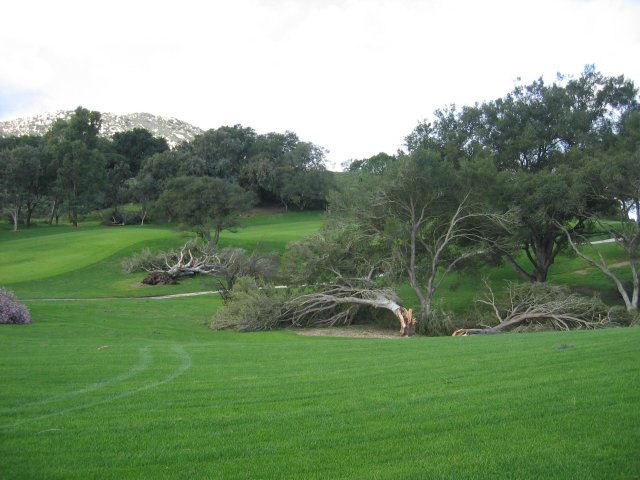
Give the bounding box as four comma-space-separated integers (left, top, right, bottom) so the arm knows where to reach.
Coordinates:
395, 307, 416, 336
282, 284, 416, 336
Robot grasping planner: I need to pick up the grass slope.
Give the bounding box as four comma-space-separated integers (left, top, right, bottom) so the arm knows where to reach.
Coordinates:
408, 241, 633, 317
0, 212, 324, 299
1, 212, 639, 479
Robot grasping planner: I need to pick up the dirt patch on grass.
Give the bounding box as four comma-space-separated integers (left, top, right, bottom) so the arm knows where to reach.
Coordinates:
295, 325, 405, 339
609, 261, 630, 269
575, 261, 629, 276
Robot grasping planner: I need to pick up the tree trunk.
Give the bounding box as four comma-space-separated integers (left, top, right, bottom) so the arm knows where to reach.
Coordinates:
564, 231, 639, 313
505, 255, 537, 282
11, 206, 20, 232
25, 200, 37, 227
282, 286, 416, 336
506, 235, 562, 283
70, 207, 78, 228
26, 207, 33, 227
212, 227, 220, 246
48, 199, 58, 225
453, 328, 501, 336
395, 306, 417, 336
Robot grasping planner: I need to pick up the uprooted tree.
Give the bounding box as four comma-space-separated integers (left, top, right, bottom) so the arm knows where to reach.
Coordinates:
124, 240, 279, 290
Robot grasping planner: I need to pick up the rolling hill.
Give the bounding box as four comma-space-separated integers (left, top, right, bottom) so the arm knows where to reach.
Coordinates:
0, 111, 203, 148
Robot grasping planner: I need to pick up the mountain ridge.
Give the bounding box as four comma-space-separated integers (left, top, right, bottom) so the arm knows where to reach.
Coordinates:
0, 111, 204, 148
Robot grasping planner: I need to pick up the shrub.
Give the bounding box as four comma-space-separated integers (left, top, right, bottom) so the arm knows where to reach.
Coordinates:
417, 308, 454, 336
211, 277, 286, 331
0, 287, 31, 324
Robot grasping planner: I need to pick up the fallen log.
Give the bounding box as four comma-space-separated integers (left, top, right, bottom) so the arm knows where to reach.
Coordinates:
282, 284, 416, 336
452, 328, 500, 336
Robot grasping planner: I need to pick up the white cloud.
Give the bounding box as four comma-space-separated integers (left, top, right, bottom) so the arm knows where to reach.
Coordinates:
1, 0, 639, 168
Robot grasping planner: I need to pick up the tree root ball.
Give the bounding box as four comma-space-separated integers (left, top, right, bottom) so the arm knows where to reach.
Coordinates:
142, 271, 177, 285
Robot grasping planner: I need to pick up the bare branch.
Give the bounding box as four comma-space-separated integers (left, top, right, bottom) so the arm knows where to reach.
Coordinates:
456, 282, 613, 335
141, 242, 278, 289
558, 222, 636, 311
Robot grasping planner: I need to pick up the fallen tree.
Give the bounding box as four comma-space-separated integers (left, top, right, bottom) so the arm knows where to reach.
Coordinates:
281, 283, 417, 336
453, 281, 615, 336
124, 241, 279, 290
211, 279, 417, 336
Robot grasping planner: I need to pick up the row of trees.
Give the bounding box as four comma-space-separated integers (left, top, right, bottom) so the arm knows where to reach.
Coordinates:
0, 107, 335, 236
0, 108, 169, 229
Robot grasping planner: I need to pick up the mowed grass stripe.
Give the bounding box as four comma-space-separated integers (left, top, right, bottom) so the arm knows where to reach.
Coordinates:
0, 226, 178, 285
0, 345, 152, 414
219, 212, 325, 253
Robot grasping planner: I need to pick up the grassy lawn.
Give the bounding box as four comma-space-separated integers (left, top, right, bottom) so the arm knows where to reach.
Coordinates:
220, 211, 326, 253
1, 212, 639, 478
2, 302, 639, 479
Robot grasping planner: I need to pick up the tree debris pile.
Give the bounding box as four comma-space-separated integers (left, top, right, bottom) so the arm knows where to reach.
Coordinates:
454, 282, 619, 335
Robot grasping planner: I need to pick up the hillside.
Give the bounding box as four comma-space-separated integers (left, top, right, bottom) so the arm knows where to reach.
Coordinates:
0, 111, 203, 148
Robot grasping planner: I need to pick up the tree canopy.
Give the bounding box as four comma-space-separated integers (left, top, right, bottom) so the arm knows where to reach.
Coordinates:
155, 176, 254, 245
406, 67, 639, 282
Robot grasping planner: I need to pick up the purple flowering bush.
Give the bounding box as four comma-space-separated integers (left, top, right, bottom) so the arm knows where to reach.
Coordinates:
0, 287, 31, 324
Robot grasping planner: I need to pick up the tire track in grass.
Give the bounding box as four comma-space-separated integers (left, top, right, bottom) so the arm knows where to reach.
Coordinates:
0, 346, 152, 414
0, 345, 191, 430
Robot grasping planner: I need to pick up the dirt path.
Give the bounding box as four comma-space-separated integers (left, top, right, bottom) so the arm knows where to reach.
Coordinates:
295, 325, 405, 339
24, 291, 220, 301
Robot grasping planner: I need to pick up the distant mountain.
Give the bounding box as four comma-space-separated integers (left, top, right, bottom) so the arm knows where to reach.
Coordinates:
0, 111, 204, 148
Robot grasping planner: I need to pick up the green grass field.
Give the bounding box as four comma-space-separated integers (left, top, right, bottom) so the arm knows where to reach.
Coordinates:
1, 213, 639, 479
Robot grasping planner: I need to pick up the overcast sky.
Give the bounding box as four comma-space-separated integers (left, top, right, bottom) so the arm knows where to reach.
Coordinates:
1, 0, 639, 168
